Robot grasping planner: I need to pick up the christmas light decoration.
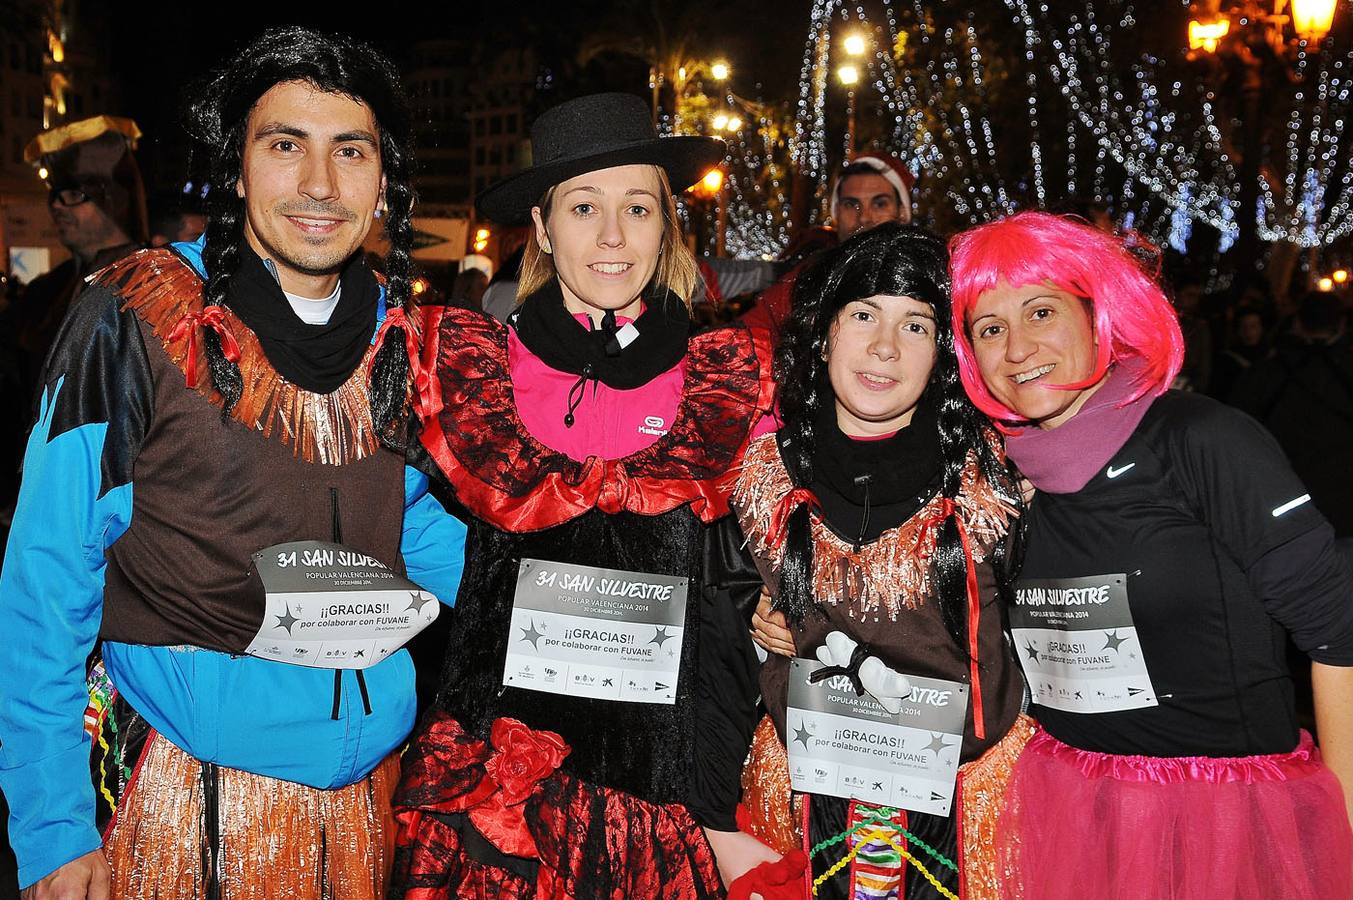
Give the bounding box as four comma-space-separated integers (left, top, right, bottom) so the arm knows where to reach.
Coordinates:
707, 1, 1349, 266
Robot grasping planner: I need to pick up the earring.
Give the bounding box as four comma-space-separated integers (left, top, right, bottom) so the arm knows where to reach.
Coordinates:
541, 241, 552, 254
374, 207, 384, 219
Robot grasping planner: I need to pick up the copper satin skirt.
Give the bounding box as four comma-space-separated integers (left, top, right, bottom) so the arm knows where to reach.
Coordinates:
102, 731, 399, 900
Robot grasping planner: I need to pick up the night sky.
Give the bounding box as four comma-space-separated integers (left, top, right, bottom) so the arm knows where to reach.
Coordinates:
105, 0, 811, 191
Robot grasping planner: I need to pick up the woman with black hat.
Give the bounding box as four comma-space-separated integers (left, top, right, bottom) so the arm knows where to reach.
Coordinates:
390, 93, 778, 897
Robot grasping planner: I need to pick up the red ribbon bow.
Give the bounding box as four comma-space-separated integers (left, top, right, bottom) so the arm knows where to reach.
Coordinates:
166, 305, 240, 389
766, 487, 822, 549
915, 497, 986, 741
370, 307, 430, 417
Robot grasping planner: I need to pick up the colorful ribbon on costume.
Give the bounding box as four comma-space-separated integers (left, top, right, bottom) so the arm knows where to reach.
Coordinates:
767, 487, 822, 548
166, 305, 240, 389
370, 307, 430, 418
914, 497, 985, 741
811, 825, 958, 899
809, 808, 957, 875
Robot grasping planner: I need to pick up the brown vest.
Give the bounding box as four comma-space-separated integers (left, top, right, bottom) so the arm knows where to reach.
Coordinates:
91, 250, 407, 653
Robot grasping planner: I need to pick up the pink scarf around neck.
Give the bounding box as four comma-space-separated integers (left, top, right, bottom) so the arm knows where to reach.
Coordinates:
1003, 357, 1158, 494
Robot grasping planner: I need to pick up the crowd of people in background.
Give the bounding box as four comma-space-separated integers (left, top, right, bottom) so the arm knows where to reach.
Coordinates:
1, 22, 1352, 900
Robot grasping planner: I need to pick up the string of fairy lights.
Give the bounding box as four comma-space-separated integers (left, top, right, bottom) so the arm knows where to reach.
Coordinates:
708, 0, 1353, 262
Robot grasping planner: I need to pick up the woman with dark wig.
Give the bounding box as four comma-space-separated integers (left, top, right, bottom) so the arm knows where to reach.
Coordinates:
390, 93, 777, 897
733, 223, 1032, 900
950, 211, 1353, 899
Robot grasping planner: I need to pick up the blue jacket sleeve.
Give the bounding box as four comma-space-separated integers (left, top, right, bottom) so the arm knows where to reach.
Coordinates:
0, 289, 150, 888
401, 464, 466, 608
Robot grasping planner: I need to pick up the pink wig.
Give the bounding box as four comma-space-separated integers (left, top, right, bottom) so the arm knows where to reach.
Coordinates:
948, 211, 1184, 424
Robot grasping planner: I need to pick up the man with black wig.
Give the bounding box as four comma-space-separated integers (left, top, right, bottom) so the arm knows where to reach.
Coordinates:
0, 26, 465, 899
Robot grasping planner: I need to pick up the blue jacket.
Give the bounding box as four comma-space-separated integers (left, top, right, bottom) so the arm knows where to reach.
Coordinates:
0, 236, 466, 888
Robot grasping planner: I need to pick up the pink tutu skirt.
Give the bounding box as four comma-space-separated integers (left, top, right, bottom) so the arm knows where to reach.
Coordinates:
997, 728, 1352, 900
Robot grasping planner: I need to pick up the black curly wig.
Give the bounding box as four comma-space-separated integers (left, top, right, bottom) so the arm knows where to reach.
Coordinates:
184, 25, 416, 448
773, 222, 1022, 650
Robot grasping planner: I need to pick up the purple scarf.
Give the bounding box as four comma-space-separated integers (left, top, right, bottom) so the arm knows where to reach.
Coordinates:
1004, 357, 1157, 494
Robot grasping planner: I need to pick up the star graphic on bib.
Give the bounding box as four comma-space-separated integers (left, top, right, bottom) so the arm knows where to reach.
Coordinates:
406, 591, 434, 614
792, 720, 814, 750
650, 626, 674, 647
275, 604, 300, 635
1101, 629, 1129, 652
1023, 640, 1040, 663
924, 732, 956, 756
520, 621, 545, 649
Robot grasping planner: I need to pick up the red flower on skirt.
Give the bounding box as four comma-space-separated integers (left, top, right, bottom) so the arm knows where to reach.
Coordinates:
484, 718, 571, 805
468, 718, 571, 858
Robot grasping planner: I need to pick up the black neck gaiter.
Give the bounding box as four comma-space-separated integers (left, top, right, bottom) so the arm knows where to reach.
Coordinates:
225, 245, 380, 394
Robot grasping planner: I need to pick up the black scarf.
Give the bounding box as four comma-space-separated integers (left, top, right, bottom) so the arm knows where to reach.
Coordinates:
225, 245, 380, 394
783, 389, 943, 547
510, 279, 690, 389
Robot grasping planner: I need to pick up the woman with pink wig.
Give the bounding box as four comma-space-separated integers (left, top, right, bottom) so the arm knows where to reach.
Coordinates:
949, 210, 1353, 899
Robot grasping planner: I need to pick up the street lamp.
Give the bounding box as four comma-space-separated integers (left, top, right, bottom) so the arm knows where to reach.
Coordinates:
1290, 0, 1338, 40
710, 61, 730, 81
1188, 17, 1231, 52
843, 33, 868, 57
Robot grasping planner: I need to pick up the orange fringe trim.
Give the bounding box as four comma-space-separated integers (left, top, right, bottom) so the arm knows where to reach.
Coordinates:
104, 733, 399, 900
740, 714, 803, 856
956, 713, 1037, 900
93, 249, 381, 466
731, 433, 1014, 623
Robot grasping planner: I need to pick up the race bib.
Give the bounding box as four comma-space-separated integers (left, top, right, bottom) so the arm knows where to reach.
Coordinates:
786, 659, 968, 817
243, 540, 439, 669
1009, 573, 1158, 713
502, 559, 688, 705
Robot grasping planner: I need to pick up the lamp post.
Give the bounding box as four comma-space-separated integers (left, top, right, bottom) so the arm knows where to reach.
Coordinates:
707, 111, 741, 256
657, 59, 731, 134
838, 31, 867, 161
1187, 0, 1340, 291
838, 64, 860, 160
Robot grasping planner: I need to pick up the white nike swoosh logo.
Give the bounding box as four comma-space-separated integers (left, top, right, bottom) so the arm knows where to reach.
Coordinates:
1106, 463, 1136, 479
1272, 494, 1311, 517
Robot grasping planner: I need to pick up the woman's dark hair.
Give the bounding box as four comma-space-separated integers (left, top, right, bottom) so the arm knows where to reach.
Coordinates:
184, 26, 416, 447
774, 221, 1022, 650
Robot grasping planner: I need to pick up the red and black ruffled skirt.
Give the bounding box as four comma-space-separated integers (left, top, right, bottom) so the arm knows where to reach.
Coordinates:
391, 710, 723, 899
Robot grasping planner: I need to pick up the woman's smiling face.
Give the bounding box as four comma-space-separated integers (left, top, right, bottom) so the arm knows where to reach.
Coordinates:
967, 279, 1099, 429
532, 164, 665, 320
826, 293, 938, 437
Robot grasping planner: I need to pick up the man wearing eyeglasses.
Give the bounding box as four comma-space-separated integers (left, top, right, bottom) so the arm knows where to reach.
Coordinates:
2, 118, 148, 551
11, 117, 148, 414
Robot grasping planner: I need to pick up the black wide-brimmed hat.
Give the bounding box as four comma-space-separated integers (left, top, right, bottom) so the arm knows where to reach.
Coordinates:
475, 93, 726, 224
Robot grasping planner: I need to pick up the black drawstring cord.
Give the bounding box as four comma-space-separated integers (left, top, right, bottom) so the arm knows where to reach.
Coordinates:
329, 488, 351, 719
563, 363, 594, 428
853, 474, 873, 553
202, 760, 222, 900
809, 641, 873, 697
600, 308, 622, 356
330, 487, 342, 544
355, 669, 373, 715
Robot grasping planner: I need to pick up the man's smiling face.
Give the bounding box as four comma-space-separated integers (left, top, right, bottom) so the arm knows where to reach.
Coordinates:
236, 79, 386, 297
